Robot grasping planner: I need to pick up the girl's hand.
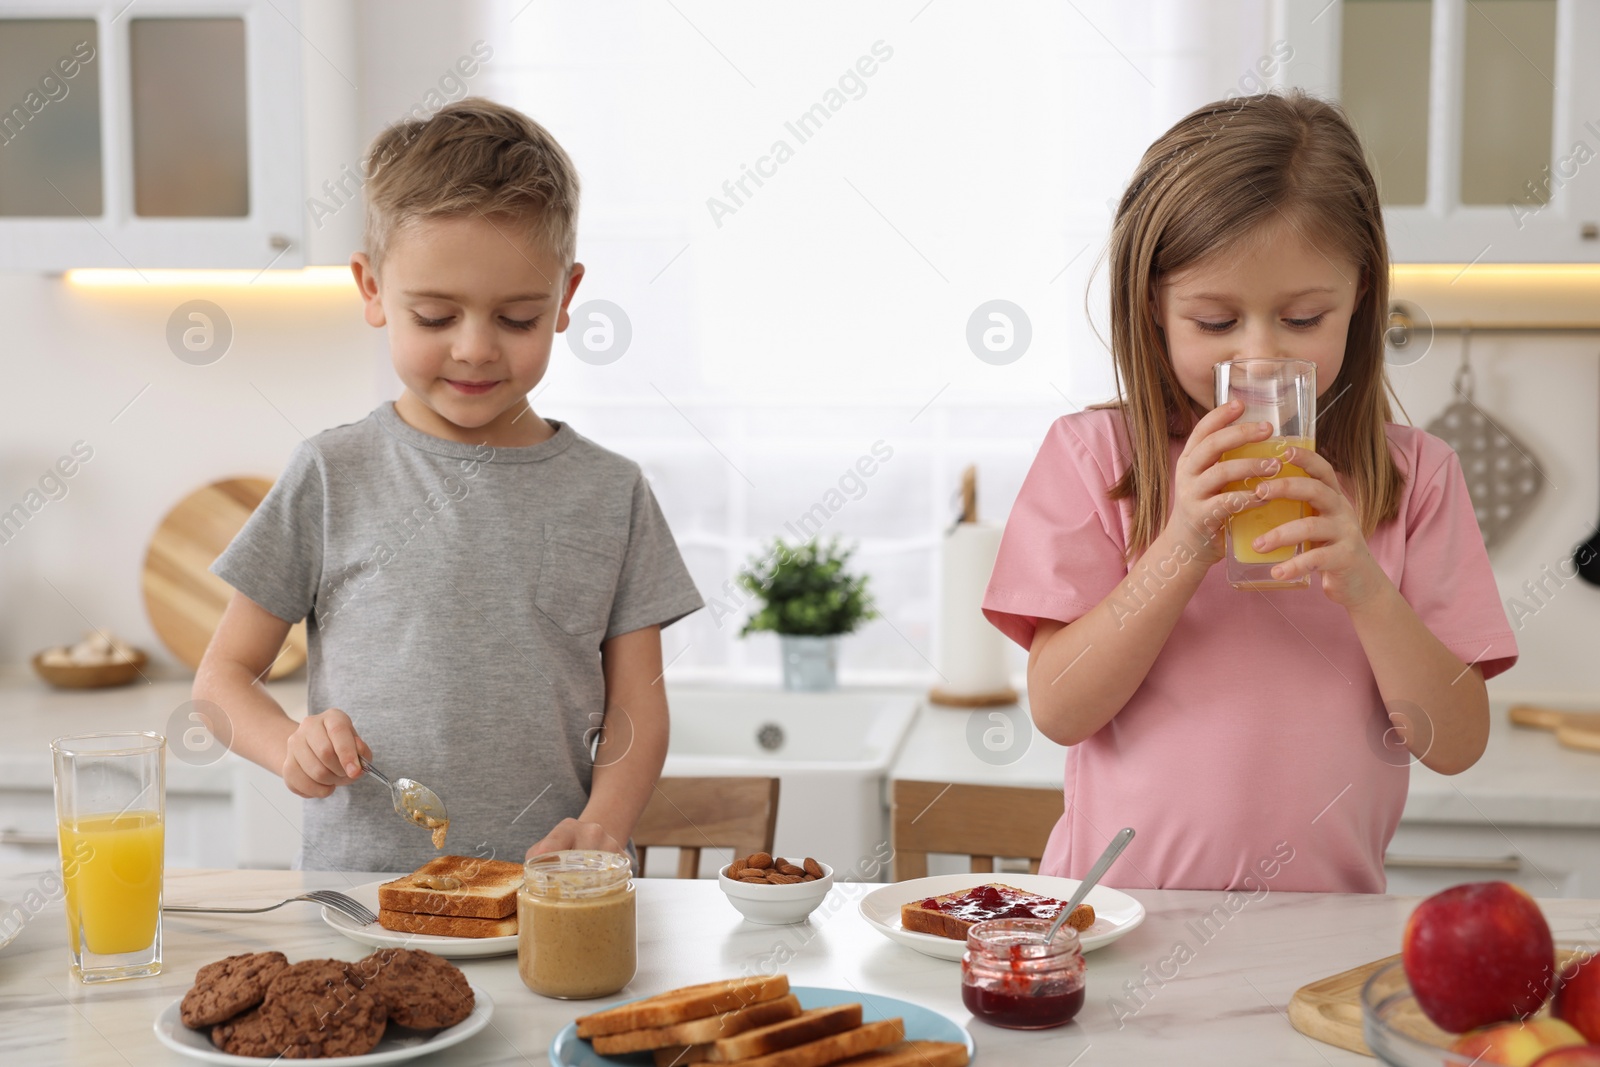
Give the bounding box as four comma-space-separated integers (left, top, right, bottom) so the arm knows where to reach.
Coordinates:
1250, 445, 1390, 609
1163, 399, 1279, 566
283, 707, 371, 799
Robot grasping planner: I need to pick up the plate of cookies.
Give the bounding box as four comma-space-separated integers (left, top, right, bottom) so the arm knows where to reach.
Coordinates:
857, 873, 1146, 961
154, 949, 493, 1063
321, 856, 524, 958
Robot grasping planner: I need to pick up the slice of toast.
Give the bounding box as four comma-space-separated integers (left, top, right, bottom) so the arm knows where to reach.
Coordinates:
899, 882, 1093, 942
376, 907, 517, 938
704, 1004, 864, 1063
591, 994, 802, 1055
576, 976, 791, 1038
735, 1018, 904, 1067
377, 855, 524, 920
832, 1041, 970, 1067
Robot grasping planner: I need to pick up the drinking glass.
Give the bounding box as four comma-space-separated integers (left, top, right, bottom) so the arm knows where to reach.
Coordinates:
51, 731, 165, 982
1213, 359, 1318, 590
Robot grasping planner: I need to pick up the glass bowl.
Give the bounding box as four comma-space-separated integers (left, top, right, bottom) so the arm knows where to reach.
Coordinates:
1361, 947, 1589, 1066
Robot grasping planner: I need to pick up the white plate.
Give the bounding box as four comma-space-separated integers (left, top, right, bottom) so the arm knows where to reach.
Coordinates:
152, 981, 494, 1065
320, 879, 517, 959
858, 873, 1146, 961
548, 985, 972, 1066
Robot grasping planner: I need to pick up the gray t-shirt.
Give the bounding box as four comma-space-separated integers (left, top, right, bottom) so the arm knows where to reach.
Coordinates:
212, 402, 703, 871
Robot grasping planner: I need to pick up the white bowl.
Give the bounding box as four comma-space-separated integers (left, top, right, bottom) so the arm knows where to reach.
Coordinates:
718, 861, 834, 925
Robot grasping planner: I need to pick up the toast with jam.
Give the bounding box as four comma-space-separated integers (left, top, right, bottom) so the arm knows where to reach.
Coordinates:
899, 882, 1093, 942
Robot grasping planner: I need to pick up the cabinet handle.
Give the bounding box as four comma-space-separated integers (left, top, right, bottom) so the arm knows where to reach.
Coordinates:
1384, 853, 1522, 872
0, 829, 58, 848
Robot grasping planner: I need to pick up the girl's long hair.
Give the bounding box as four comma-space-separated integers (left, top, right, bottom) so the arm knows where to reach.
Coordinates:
1100, 90, 1404, 561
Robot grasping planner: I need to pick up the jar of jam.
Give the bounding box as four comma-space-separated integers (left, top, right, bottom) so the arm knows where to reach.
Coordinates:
961, 918, 1086, 1029
518, 849, 636, 999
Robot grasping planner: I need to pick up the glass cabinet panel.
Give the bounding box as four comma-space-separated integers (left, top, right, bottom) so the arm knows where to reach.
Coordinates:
1460, 0, 1556, 206
0, 19, 102, 217
129, 17, 249, 217
1339, 0, 1432, 206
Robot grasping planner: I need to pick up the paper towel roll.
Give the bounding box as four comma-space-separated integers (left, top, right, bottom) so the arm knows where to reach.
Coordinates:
936, 521, 1013, 697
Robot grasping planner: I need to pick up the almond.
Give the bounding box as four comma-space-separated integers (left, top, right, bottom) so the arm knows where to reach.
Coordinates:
777, 863, 804, 877
734, 867, 766, 880
803, 858, 824, 877
767, 873, 803, 885
747, 852, 773, 870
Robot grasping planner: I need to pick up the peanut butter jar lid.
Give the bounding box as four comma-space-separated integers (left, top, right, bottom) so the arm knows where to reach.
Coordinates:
522, 849, 632, 899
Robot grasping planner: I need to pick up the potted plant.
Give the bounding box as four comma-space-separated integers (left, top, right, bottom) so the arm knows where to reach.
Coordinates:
736, 536, 877, 691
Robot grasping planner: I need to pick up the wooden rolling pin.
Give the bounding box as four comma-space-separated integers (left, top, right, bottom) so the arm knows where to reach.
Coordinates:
1508, 704, 1600, 754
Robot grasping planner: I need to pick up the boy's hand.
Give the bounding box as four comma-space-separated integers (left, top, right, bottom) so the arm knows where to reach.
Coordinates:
283, 708, 372, 799
526, 818, 625, 859
1164, 399, 1278, 565
1248, 444, 1390, 610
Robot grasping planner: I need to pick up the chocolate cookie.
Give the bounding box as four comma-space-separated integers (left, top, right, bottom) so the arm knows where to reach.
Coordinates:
356, 948, 474, 1030
180, 951, 290, 1028
213, 959, 386, 1058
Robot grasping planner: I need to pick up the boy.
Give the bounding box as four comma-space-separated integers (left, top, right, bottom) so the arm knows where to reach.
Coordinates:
195, 98, 703, 872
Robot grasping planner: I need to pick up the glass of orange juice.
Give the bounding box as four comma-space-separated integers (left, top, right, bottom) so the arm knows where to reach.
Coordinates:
1213, 359, 1317, 590
50, 731, 165, 982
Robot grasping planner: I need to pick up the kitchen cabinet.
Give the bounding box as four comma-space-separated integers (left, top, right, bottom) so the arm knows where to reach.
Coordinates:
1278, 0, 1600, 263
0, 0, 353, 270
0, 786, 235, 868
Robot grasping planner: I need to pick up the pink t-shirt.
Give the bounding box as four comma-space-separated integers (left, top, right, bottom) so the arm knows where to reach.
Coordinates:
982, 408, 1518, 893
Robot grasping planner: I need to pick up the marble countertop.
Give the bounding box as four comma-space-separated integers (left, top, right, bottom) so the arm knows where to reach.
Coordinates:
5, 673, 1597, 827
14, 865, 1600, 1066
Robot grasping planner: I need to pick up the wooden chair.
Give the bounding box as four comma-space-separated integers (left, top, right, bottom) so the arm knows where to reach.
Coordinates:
890, 779, 1063, 881
633, 776, 780, 878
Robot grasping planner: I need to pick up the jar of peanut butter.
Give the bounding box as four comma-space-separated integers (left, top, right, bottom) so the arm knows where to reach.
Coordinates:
518, 849, 636, 999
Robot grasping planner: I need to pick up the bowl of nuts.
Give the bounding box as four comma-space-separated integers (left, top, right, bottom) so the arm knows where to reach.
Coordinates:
718, 852, 834, 925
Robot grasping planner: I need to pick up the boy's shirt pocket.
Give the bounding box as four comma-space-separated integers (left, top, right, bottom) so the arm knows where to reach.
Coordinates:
534, 522, 626, 636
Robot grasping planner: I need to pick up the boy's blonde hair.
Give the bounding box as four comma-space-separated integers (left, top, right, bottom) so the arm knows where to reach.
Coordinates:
1100, 89, 1403, 561
361, 97, 580, 275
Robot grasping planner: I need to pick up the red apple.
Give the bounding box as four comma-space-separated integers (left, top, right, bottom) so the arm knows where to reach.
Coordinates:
1450, 1019, 1585, 1066
1402, 881, 1556, 1032
1531, 1046, 1600, 1066
1557, 954, 1600, 1042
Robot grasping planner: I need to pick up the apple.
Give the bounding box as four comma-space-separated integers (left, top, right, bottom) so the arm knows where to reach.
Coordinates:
1531, 1046, 1600, 1066
1450, 1019, 1585, 1066
1557, 954, 1600, 1041
1402, 881, 1556, 1032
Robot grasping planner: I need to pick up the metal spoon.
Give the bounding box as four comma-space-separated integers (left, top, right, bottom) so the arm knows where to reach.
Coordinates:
1042, 826, 1135, 943
358, 755, 449, 846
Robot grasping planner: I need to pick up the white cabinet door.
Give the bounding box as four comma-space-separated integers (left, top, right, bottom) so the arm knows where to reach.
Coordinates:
1386, 821, 1600, 898
0, 0, 304, 270
1277, 0, 1600, 263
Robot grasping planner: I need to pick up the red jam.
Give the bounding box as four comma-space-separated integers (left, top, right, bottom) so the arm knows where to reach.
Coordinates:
961, 919, 1086, 1030
962, 982, 1087, 1028
920, 884, 1072, 923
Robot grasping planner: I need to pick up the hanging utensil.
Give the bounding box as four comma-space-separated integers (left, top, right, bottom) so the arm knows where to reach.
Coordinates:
1574, 354, 1600, 586
1424, 330, 1544, 551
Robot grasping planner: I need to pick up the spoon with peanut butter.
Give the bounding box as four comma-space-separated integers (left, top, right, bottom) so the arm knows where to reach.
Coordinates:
358, 756, 450, 849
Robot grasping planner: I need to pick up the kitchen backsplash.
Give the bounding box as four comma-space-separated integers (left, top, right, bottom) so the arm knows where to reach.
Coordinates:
0, 269, 1595, 700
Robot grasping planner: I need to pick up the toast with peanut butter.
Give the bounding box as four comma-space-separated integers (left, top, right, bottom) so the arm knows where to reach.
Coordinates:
374, 908, 518, 938
376, 855, 523, 934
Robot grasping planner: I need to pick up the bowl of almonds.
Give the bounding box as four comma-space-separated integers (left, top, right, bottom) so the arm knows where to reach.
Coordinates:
717, 852, 834, 925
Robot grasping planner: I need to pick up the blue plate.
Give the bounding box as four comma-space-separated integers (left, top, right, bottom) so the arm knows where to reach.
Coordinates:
548, 985, 974, 1065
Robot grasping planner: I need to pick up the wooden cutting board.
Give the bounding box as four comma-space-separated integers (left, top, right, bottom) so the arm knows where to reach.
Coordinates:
1290, 948, 1587, 1056
1288, 955, 1392, 1055
142, 477, 306, 678
1509, 704, 1600, 754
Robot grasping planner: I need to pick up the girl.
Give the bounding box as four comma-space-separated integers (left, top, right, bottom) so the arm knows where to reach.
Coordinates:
982, 91, 1517, 893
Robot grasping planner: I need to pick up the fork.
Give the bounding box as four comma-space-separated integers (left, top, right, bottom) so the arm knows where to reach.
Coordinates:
164, 889, 377, 926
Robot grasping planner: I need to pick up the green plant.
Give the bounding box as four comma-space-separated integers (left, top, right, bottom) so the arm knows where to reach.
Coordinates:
736, 536, 877, 637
